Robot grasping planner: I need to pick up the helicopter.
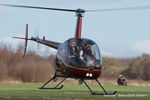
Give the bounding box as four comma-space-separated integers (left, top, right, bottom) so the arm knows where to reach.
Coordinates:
1, 4, 150, 95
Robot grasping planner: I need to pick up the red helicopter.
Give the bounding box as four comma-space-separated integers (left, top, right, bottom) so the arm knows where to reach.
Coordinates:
1, 4, 149, 95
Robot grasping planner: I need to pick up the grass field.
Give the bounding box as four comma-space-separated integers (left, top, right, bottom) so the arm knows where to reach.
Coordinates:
0, 82, 150, 100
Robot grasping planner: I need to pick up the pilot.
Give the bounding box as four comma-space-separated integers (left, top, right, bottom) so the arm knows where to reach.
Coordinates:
79, 50, 84, 60
69, 41, 79, 65
69, 41, 78, 58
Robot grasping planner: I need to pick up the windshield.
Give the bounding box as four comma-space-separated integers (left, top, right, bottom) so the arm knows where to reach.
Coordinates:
68, 39, 102, 69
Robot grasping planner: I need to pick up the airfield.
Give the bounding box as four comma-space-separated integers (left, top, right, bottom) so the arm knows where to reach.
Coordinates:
0, 1, 150, 100
0, 79, 150, 100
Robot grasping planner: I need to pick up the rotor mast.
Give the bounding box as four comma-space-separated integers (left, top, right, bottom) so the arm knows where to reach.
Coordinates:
75, 9, 85, 39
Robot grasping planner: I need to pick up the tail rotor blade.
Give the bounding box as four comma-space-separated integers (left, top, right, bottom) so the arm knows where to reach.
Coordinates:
22, 24, 28, 57
26, 24, 28, 40
35, 25, 40, 49
37, 35, 40, 49
23, 38, 28, 57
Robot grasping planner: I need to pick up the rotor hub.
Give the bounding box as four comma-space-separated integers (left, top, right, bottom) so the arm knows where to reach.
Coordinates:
76, 9, 85, 17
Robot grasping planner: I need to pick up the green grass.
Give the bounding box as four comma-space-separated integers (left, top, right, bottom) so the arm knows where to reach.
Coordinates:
0, 82, 150, 100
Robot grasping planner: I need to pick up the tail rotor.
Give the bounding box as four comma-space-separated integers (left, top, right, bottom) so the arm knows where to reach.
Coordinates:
13, 24, 30, 57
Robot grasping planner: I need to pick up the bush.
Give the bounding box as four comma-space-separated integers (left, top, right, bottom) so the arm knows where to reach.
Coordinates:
0, 44, 55, 82
122, 54, 150, 80
101, 57, 127, 78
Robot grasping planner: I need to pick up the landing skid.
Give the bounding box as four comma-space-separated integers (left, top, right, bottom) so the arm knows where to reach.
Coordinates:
39, 75, 117, 95
39, 75, 68, 89
83, 79, 117, 95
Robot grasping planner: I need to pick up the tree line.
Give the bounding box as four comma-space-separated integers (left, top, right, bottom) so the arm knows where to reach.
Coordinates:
0, 44, 55, 82
0, 44, 150, 82
101, 54, 150, 81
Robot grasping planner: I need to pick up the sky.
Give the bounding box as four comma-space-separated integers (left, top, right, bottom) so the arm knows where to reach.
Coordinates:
0, 0, 150, 58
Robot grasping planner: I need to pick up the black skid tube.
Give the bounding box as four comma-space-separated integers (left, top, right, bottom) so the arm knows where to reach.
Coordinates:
39, 76, 68, 89
83, 79, 117, 95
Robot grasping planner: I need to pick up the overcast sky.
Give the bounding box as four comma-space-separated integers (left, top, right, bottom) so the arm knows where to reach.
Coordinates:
0, 0, 150, 57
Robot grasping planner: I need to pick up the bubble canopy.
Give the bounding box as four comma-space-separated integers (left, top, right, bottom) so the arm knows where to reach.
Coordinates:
58, 38, 102, 69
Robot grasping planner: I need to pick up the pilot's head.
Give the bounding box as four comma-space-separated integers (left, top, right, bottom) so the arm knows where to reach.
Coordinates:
71, 41, 76, 47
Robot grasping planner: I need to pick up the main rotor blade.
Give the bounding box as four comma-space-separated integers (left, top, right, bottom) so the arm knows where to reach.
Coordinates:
85, 6, 150, 12
0, 4, 77, 12
1, 4, 150, 13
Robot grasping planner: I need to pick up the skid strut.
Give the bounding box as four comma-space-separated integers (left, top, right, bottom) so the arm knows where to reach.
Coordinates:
83, 79, 117, 95
39, 76, 68, 89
